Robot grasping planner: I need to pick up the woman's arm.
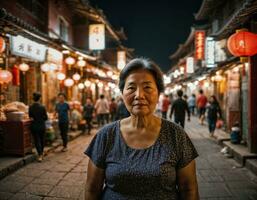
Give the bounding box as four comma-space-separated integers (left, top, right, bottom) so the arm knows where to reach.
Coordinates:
177, 160, 199, 200
85, 159, 105, 200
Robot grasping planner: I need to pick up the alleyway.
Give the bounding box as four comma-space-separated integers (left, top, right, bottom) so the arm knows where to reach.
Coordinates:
0, 117, 257, 200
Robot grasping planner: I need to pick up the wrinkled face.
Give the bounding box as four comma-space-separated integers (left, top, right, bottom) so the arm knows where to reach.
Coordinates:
122, 69, 159, 117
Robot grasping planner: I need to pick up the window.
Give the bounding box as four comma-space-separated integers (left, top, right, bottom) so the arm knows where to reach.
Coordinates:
59, 17, 69, 42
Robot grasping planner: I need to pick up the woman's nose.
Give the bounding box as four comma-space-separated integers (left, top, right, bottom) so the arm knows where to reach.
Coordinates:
135, 87, 145, 99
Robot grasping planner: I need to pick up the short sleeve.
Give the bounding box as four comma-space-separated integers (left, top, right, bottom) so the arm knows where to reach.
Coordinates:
84, 130, 107, 169
176, 128, 198, 169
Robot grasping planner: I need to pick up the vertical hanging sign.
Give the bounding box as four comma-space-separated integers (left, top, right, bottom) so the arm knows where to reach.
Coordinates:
117, 51, 126, 70
195, 30, 205, 60
89, 24, 105, 50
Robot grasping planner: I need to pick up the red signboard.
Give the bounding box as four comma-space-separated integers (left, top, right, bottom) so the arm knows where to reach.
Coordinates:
195, 31, 205, 60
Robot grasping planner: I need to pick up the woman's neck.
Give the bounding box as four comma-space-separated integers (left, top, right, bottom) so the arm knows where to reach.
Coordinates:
130, 115, 156, 130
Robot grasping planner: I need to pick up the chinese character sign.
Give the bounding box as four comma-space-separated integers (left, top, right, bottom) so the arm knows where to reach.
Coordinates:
89, 24, 105, 50
205, 37, 216, 68
10, 35, 46, 62
195, 31, 205, 60
186, 57, 194, 73
117, 51, 126, 70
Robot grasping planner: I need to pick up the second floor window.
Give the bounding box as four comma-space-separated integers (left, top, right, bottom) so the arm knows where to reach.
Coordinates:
59, 17, 69, 42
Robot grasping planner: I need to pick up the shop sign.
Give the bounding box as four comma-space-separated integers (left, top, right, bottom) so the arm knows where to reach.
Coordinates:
10, 35, 46, 62
186, 57, 194, 73
215, 39, 227, 62
47, 48, 63, 65
205, 37, 216, 68
195, 30, 205, 60
117, 51, 126, 70
89, 24, 105, 50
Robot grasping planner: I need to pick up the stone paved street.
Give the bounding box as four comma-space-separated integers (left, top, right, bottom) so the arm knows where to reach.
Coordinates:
0, 117, 257, 199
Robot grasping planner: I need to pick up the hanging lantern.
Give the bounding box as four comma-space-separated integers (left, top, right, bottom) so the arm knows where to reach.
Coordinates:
107, 71, 113, 77
227, 30, 257, 57
77, 60, 86, 68
65, 56, 75, 65
84, 80, 91, 87
41, 63, 50, 73
0, 37, 6, 53
64, 78, 74, 87
78, 83, 84, 90
57, 72, 66, 81
98, 82, 103, 88
0, 69, 13, 84
72, 73, 81, 81
19, 63, 29, 72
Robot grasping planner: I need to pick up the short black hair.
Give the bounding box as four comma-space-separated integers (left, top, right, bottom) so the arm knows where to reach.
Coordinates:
100, 94, 104, 99
118, 58, 164, 93
199, 89, 203, 94
58, 92, 66, 98
177, 90, 183, 97
33, 92, 41, 102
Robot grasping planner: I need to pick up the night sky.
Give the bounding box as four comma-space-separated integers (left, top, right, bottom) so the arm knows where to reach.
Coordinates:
90, 0, 203, 72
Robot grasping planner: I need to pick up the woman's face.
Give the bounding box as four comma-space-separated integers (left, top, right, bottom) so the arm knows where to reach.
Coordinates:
122, 69, 159, 117
210, 97, 214, 103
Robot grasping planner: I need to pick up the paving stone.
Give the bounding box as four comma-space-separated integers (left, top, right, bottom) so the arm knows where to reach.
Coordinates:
31, 178, 61, 185
12, 167, 46, 178
0, 181, 26, 193
39, 172, 66, 180
0, 191, 13, 200
21, 183, 53, 196
48, 186, 82, 199
9, 192, 43, 200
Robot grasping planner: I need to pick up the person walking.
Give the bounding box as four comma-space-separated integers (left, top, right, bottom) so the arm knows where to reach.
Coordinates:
84, 58, 199, 200
109, 97, 117, 122
197, 89, 208, 125
188, 94, 196, 116
95, 94, 109, 127
55, 93, 70, 152
29, 92, 48, 162
207, 95, 222, 137
161, 94, 170, 119
116, 98, 130, 120
170, 90, 190, 128
83, 98, 94, 134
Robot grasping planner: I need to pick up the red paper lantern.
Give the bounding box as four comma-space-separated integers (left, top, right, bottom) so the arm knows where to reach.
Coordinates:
0, 37, 6, 53
227, 30, 257, 57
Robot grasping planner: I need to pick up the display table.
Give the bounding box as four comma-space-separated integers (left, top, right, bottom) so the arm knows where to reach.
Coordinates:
0, 120, 32, 156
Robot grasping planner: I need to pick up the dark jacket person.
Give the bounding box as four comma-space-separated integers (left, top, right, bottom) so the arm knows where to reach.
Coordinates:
170, 90, 190, 128
84, 58, 199, 200
29, 92, 48, 162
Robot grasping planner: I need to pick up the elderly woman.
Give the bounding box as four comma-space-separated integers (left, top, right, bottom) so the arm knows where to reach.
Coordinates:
84, 58, 199, 200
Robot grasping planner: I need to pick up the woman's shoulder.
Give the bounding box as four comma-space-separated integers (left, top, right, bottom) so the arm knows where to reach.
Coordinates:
96, 121, 119, 138
161, 119, 187, 139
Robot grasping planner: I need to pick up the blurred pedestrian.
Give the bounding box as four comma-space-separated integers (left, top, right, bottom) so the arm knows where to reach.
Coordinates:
83, 98, 94, 134
197, 89, 208, 125
116, 98, 130, 120
29, 92, 48, 162
95, 94, 109, 127
207, 95, 222, 137
161, 94, 170, 119
109, 97, 117, 122
55, 93, 70, 152
188, 94, 196, 115
170, 90, 190, 128
84, 58, 199, 199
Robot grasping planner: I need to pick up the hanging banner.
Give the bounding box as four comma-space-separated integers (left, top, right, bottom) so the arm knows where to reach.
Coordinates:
117, 51, 126, 70
195, 30, 205, 60
89, 24, 105, 50
186, 57, 194, 73
10, 35, 46, 62
205, 37, 216, 68
47, 47, 63, 65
